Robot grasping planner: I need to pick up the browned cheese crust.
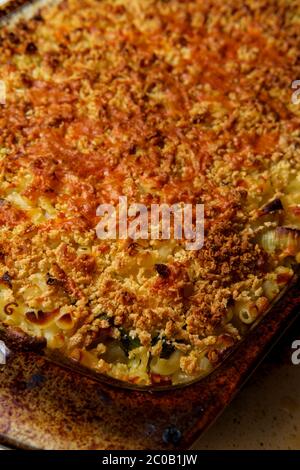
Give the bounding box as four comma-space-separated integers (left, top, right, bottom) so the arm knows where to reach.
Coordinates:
0, 0, 299, 386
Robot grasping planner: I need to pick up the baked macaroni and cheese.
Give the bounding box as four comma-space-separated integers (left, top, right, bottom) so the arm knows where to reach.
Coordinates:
0, 0, 300, 387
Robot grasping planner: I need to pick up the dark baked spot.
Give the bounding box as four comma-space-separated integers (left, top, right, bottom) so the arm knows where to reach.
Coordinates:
155, 264, 171, 278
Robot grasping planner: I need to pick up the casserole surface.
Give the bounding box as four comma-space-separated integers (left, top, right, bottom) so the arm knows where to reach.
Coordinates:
0, 0, 300, 387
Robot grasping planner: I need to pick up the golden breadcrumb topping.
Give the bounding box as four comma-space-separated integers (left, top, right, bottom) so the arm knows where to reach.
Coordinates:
0, 0, 300, 386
